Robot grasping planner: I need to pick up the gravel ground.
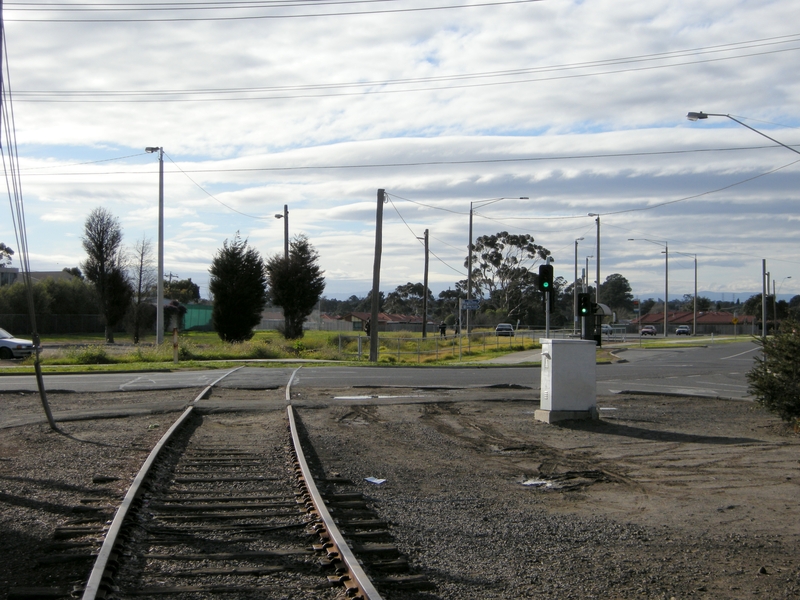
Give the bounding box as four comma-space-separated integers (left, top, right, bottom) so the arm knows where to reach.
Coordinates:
294, 390, 800, 599
1, 387, 799, 599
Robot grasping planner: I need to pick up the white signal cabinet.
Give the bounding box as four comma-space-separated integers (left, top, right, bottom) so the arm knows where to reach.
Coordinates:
535, 338, 598, 424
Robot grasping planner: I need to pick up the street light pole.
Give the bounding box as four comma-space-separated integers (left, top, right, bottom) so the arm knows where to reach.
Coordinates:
687, 112, 800, 156
688, 110, 800, 337
629, 239, 669, 337
766, 270, 771, 331
583, 255, 592, 340
574, 237, 584, 335
584, 255, 592, 293
274, 204, 290, 333
274, 205, 289, 259
674, 252, 697, 335
588, 214, 600, 304
773, 279, 777, 331
145, 146, 164, 344
776, 276, 792, 331
467, 197, 528, 333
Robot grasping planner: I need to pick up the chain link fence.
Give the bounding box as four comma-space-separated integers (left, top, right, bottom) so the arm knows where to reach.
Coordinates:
0, 314, 108, 335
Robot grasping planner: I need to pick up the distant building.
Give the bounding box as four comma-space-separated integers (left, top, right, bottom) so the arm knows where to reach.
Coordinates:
634, 310, 756, 335
0, 267, 79, 287
339, 312, 434, 333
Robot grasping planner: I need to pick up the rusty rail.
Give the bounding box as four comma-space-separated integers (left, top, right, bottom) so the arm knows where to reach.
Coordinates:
287, 404, 384, 600
81, 368, 241, 600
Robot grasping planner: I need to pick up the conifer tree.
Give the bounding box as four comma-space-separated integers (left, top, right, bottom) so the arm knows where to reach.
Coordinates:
747, 320, 800, 427
266, 235, 325, 339
209, 234, 267, 342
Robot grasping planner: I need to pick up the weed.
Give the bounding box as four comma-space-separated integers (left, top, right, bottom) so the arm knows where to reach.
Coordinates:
65, 345, 114, 365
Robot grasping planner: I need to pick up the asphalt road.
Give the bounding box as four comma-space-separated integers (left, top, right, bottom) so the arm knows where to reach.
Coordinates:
601, 340, 759, 399
0, 340, 759, 400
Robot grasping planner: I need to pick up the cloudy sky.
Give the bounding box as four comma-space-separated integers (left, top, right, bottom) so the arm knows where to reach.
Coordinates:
2, 0, 799, 303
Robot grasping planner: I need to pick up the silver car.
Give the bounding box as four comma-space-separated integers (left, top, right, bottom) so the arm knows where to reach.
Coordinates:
0, 328, 36, 359
495, 323, 514, 336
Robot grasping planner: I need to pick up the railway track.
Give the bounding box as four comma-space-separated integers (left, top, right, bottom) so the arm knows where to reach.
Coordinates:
65, 368, 389, 600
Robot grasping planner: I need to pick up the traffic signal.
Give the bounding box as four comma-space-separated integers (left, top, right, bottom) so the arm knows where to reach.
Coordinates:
538, 264, 554, 293
578, 293, 591, 316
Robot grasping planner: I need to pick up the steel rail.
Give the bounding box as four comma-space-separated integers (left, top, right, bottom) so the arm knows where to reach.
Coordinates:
81, 368, 241, 600
286, 365, 301, 403
286, 397, 384, 599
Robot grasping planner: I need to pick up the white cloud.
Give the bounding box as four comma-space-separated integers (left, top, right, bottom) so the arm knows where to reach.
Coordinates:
2, 0, 799, 301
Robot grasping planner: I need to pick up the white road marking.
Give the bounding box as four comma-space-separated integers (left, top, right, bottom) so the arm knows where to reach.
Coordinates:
721, 347, 760, 360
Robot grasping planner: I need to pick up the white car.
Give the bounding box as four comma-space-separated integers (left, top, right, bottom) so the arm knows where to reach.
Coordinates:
0, 328, 36, 359
601, 324, 613, 335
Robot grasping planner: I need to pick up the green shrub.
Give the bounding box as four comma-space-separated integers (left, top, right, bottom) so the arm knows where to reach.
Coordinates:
66, 345, 113, 364
178, 344, 197, 361
747, 321, 800, 427
250, 341, 282, 359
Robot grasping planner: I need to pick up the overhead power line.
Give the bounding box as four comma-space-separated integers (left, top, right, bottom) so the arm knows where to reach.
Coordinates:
17, 143, 798, 177
4, 0, 543, 22
9, 33, 800, 102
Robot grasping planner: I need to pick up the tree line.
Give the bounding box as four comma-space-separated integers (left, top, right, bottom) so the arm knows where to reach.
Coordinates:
321, 231, 623, 328
320, 230, 800, 328
0, 207, 325, 343
4, 214, 799, 340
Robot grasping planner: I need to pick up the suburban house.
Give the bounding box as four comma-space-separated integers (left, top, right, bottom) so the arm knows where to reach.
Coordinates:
339, 312, 435, 333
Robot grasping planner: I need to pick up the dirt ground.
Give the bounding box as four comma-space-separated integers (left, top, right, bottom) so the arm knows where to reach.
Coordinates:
293, 389, 800, 598
1, 387, 799, 598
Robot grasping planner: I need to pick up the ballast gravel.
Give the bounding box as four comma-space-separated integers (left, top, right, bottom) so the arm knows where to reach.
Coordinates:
1, 387, 799, 599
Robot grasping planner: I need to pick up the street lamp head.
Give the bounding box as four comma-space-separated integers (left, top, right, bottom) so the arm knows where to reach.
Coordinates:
145, 147, 160, 153
686, 112, 708, 121
588, 213, 598, 217
274, 214, 284, 219
576, 237, 584, 242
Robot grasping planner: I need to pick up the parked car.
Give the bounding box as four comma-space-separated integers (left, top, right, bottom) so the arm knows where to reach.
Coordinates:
601, 324, 613, 335
495, 323, 514, 336
0, 328, 36, 359
675, 325, 691, 336
640, 325, 657, 336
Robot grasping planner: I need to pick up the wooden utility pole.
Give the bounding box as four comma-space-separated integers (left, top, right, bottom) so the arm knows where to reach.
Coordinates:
762, 259, 767, 340
369, 190, 385, 361
421, 229, 429, 338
